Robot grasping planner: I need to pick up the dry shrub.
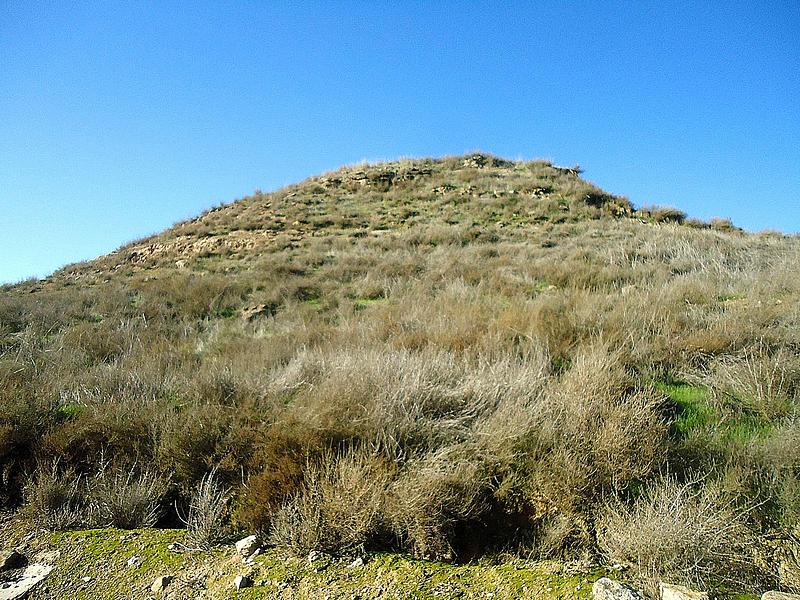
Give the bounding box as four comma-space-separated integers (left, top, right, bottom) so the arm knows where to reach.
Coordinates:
504, 344, 666, 526
387, 448, 490, 560
89, 463, 167, 529
0, 395, 51, 506
639, 205, 687, 224
597, 475, 762, 588
60, 319, 137, 365
719, 418, 800, 530
268, 448, 394, 554
24, 462, 87, 530
235, 422, 337, 533
707, 346, 799, 418
154, 403, 256, 493
41, 406, 152, 472
181, 469, 232, 549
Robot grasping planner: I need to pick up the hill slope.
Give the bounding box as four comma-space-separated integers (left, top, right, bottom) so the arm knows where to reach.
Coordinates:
2, 154, 799, 596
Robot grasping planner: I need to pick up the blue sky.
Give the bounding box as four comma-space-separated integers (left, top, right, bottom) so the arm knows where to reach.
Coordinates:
1, 1, 798, 284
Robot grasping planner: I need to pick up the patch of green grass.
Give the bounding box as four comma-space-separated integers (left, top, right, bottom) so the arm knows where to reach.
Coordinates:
718, 293, 745, 302
57, 403, 87, 420
656, 381, 715, 436
657, 380, 774, 448
353, 297, 388, 311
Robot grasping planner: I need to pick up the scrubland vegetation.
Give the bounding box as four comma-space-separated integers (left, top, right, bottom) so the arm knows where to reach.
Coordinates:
1, 154, 799, 593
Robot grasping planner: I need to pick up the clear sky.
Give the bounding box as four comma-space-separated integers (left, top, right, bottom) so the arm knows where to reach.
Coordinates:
1, 1, 798, 284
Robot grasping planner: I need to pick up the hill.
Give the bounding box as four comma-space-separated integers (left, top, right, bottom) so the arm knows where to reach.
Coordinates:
1, 154, 799, 597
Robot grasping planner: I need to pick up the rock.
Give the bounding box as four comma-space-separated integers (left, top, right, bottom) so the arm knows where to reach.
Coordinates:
126, 556, 141, 567
0, 563, 53, 600
308, 550, 323, 564
0, 551, 25, 571
762, 593, 800, 600
81, 576, 92, 583
592, 577, 644, 600
234, 575, 253, 590
235, 535, 260, 556
660, 583, 708, 600
150, 575, 172, 594
347, 557, 364, 569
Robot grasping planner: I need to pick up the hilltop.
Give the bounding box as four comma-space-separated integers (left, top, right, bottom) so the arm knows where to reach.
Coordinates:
1, 154, 799, 598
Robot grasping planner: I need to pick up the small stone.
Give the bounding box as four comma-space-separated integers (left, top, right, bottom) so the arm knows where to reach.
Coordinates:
308, 550, 323, 564
347, 557, 364, 569
82, 576, 92, 583
660, 582, 708, 600
762, 593, 800, 600
592, 577, 644, 600
150, 575, 173, 594
126, 556, 141, 567
235, 535, 260, 556
0, 550, 26, 571
234, 575, 253, 590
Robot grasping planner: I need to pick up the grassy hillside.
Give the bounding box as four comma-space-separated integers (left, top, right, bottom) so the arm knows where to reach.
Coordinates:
2, 154, 799, 594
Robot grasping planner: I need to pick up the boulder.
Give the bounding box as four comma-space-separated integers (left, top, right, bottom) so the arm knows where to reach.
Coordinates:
150, 575, 172, 594
234, 575, 253, 590
762, 593, 800, 600
592, 577, 644, 600
234, 535, 260, 556
660, 583, 708, 600
0, 563, 53, 600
